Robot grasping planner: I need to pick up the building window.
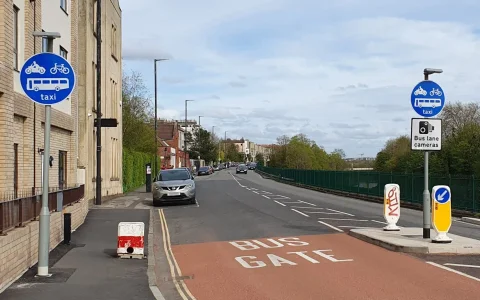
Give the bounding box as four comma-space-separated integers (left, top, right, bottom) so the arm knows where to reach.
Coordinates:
111, 24, 118, 59
14, 144, 18, 198
60, 46, 68, 59
13, 5, 19, 70
60, 0, 67, 12
58, 151, 67, 189
110, 79, 118, 118
111, 138, 118, 178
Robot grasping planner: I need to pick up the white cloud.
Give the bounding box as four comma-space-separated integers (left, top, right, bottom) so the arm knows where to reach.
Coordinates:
121, 0, 480, 157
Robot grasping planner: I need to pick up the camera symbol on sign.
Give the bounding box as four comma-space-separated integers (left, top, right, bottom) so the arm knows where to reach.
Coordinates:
419, 121, 434, 134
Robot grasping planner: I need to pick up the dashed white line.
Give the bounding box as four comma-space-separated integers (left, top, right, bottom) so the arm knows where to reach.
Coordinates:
325, 208, 354, 216
291, 206, 324, 210
261, 191, 272, 194
274, 200, 286, 207
370, 220, 388, 225
317, 218, 370, 221
305, 212, 346, 215
297, 200, 316, 206
444, 263, 480, 269
252, 191, 259, 194
291, 209, 310, 217
272, 195, 289, 199
262, 195, 270, 199
281, 201, 303, 204
318, 221, 343, 232
426, 262, 480, 282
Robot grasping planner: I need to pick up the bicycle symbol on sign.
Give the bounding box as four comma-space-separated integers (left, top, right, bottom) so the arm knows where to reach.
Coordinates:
50, 63, 70, 75
430, 88, 442, 97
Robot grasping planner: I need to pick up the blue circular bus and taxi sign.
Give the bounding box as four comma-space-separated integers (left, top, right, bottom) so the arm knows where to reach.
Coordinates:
20, 52, 76, 105
410, 80, 445, 118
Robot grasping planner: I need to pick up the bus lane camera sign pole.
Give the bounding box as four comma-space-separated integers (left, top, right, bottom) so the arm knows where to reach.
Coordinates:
20, 52, 75, 276
410, 79, 445, 239
431, 185, 452, 243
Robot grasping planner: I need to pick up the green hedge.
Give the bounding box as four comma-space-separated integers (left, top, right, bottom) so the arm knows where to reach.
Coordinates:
122, 148, 161, 193
257, 165, 480, 213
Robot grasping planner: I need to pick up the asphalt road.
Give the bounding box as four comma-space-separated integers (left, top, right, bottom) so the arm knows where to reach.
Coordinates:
153, 168, 480, 300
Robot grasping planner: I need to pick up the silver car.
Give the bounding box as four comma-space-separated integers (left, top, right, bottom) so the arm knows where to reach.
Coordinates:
152, 169, 196, 206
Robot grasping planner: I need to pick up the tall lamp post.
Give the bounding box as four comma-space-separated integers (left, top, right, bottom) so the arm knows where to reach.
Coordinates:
154, 58, 168, 173
422, 67, 443, 239
198, 115, 203, 127
184, 100, 194, 167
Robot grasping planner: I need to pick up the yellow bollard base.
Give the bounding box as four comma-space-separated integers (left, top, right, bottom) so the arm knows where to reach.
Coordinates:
432, 232, 452, 243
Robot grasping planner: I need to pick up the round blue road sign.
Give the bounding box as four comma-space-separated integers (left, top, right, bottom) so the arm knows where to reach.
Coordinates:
20, 53, 76, 105
410, 80, 445, 118
434, 187, 450, 204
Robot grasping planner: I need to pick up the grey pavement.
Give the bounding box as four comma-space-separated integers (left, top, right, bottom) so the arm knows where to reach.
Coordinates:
0, 208, 155, 300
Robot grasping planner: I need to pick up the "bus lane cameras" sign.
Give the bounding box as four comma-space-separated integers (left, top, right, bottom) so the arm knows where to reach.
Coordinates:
411, 118, 442, 151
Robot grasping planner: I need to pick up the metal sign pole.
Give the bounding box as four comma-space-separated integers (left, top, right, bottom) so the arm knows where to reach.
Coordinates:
422, 72, 431, 239
38, 36, 54, 277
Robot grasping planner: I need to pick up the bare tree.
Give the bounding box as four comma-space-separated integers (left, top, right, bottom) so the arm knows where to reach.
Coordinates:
440, 102, 480, 137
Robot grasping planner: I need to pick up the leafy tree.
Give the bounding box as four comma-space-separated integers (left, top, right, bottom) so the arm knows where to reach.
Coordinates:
122, 70, 156, 154
225, 143, 243, 162
188, 128, 218, 164
255, 153, 265, 165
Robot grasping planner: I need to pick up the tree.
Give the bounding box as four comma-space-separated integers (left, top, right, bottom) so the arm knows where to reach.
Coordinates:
225, 143, 243, 162
255, 153, 265, 165
122, 70, 156, 154
374, 102, 480, 176
188, 128, 218, 163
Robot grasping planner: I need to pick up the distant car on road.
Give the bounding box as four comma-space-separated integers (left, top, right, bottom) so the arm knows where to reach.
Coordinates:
197, 166, 212, 176
152, 169, 196, 206
248, 163, 257, 170
236, 164, 248, 174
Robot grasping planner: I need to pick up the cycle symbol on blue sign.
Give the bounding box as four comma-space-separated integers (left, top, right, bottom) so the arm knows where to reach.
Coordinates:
410, 80, 445, 118
20, 52, 76, 105
434, 187, 450, 204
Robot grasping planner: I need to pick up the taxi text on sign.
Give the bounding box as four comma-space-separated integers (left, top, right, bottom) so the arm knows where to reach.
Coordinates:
383, 184, 400, 231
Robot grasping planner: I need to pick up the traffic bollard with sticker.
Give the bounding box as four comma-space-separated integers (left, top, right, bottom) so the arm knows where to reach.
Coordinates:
431, 185, 452, 243
383, 184, 400, 231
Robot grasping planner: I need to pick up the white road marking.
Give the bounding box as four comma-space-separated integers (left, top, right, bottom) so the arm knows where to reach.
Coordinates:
262, 195, 271, 199
149, 286, 167, 300
325, 208, 354, 216
444, 263, 480, 269
291, 209, 310, 217
261, 191, 272, 194
274, 200, 286, 207
453, 220, 480, 227
291, 206, 324, 209
370, 220, 388, 225
338, 226, 372, 228
297, 200, 316, 206
272, 195, 289, 199
281, 201, 303, 204
252, 191, 259, 194
426, 262, 480, 282
317, 218, 370, 221
304, 212, 346, 215
318, 221, 344, 232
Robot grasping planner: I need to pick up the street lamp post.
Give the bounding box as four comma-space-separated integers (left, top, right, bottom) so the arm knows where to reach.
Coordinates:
154, 58, 168, 173
198, 115, 203, 127
184, 100, 194, 167
422, 68, 443, 239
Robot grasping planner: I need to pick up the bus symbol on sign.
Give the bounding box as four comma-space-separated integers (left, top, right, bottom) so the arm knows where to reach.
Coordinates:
410, 80, 445, 118
20, 52, 76, 105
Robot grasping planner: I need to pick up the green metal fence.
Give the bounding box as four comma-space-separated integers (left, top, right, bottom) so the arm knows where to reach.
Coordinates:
257, 165, 480, 213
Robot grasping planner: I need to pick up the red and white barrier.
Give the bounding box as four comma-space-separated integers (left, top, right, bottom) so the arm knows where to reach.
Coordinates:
117, 222, 145, 259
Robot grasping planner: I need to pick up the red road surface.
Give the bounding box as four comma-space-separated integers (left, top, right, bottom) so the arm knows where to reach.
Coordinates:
172, 233, 480, 300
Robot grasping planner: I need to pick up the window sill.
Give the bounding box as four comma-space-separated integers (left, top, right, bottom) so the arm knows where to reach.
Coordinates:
110, 177, 120, 181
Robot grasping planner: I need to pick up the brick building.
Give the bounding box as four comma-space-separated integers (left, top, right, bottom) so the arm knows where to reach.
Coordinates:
157, 120, 190, 168
0, 0, 122, 201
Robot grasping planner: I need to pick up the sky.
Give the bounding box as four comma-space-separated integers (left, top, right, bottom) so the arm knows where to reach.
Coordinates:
120, 0, 480, 158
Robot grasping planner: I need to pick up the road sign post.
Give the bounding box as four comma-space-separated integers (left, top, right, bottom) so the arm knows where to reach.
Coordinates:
431, 185, 452, 243
411, 74, 445, 239
383, 184, 400, 231
20, 37, 75, 276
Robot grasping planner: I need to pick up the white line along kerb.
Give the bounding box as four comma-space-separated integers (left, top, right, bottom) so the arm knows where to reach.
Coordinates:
117, 222, 145, 259
383, 183, 400, 231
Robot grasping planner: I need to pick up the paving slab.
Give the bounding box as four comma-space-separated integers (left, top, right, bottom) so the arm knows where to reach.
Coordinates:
349, 227, 480, 254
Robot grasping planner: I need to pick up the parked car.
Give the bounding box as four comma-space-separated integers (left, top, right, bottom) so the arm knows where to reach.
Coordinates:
236, 164, 248, 174
197, 166, 212, 176
152, 169, 196, 206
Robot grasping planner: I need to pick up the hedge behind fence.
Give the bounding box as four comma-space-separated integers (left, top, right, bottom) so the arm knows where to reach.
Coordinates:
123, 148, 160, 193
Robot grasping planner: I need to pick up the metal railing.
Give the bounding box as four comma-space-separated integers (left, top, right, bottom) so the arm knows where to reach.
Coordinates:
257, 166, 480, 214
0, 185, 85, 234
